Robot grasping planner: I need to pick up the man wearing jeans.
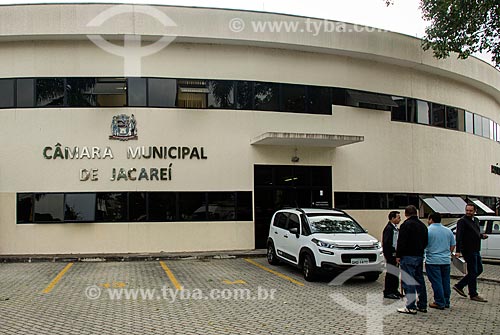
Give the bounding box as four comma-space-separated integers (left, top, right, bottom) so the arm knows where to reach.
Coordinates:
425, 212, 455, 309
396, 205, 428, 315
453, 203, 488, 302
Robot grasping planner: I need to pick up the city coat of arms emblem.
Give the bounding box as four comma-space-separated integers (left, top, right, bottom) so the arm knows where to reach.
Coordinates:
109, 114, 138, 141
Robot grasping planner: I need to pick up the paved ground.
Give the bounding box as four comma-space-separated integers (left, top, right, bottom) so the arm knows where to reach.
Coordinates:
0, 257, 499, 335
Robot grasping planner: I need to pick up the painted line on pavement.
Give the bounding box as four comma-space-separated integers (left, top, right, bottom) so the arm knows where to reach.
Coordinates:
244, 258, 305, 286
42, 263, 74, 294
159, 261, 183, 290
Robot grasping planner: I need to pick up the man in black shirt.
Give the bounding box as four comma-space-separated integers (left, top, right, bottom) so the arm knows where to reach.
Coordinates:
453, 203, 488, 302
382, 211, 401, 299
396, 205, 428, 314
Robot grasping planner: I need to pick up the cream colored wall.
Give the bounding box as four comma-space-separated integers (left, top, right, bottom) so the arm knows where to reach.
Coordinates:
346, 210, 393, 243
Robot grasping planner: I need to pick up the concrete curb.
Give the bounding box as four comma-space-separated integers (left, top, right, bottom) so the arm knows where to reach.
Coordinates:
0, 249, 268, 263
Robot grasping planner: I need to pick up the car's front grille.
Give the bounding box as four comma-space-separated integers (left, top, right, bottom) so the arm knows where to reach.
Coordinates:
336, 246, 377, 250
341, 254, 377, 263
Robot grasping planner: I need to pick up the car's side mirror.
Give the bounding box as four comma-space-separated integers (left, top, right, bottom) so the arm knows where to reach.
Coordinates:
289, 227, 299, 238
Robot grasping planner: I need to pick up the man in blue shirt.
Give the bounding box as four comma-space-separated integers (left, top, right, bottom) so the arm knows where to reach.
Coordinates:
425, 212, 456, 309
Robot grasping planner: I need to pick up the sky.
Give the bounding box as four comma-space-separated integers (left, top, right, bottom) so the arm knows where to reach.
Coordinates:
0, 0, 494, 65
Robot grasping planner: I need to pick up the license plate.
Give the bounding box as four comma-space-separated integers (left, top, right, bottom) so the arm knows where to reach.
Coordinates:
351, 258, 369, 265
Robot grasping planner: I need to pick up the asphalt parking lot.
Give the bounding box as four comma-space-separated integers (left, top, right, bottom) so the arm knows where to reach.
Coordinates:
0, 257, 499, 335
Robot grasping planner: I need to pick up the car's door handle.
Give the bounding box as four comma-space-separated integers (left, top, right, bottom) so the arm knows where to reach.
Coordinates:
284, 235, 289, 238
274, 231, 278, 234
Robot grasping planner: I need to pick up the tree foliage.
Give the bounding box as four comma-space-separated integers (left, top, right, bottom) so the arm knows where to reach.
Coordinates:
385, 1, 500, 69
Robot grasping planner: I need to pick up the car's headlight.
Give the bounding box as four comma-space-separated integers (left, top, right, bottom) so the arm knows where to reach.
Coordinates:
373, 241, 382, 249
311, 238, 336, 249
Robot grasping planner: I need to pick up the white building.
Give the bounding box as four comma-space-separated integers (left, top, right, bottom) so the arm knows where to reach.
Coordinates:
0, 3, 499, 255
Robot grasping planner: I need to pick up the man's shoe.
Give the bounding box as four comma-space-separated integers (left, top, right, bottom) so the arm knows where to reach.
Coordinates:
384, 293, 400, 300
429, 302, 445, 310
397, 307, 417, 315
470, 295, 488, 302
453, 285, 467, 297
416, 307, 427, 313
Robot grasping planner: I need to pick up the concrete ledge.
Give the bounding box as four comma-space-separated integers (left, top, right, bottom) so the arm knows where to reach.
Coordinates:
0, 249, 267, 263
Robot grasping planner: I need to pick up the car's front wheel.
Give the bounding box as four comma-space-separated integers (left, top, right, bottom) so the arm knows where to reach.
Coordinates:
267, 242, 280, 265
302, 254, 318, 282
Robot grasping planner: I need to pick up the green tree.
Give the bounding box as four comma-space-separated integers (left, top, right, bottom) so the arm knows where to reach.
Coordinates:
385, 1, 500, 69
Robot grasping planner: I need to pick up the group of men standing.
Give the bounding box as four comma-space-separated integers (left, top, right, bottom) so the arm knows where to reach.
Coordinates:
382, 204, 488, 315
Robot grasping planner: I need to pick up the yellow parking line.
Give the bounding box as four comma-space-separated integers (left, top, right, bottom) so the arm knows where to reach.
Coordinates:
159, 261, 183, 290
42, 262, 74, 294
244, 258, 305, 286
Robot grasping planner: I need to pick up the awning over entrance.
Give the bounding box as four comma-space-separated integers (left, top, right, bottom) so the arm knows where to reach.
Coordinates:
421, 196, 467, 215
471, 199, 495, 214
250, 132, 364, 148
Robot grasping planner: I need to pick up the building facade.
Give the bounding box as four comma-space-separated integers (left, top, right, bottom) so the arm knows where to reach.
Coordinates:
0, 4, 499, 255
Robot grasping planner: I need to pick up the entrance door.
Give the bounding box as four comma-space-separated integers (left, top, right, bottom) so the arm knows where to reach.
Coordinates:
254, 165, 332, 249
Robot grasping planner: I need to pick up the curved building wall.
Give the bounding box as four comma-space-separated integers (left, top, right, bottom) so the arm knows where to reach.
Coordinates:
0, 4, 499, 254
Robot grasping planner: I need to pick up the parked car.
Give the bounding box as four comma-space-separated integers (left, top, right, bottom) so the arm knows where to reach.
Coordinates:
446, 216, 500, 259
267, 208, 384, 281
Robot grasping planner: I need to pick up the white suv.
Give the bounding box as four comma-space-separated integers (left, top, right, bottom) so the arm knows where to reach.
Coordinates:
267, 208, 384, 281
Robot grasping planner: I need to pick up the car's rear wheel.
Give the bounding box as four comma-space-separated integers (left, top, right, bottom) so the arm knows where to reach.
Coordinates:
302, 254, 318, 282
267, 242, 280, 265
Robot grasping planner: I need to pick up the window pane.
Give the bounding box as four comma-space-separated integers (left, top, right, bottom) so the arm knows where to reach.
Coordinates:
17, 79, 35, 108
465, 111, 474, 133
17, 194, 34, 223
446, 107, 458, 129
236, 81, 254, 109
129, 192, 147, 221
36, 78, 64, 107
66, 78, 97, 107
236, 192, 253, 221
96, 193, 127, 222
331, 88, 347, 105
293, 166, 311, 187
334, 192, 348, 209
34, 193, 64, 222
474, 114, 483, 135
148, 78, 177, 107
0, 79, 15, 108
417, 100, 430, 124
275, 166, 294, 186
497, 124, 500, 142
207, 192, 236, 220
177, 79, 207, 108
148, 192, 177, 221
207, 80, 235, 108
254, 82, 279, 111
281, 84, 305, 112
179, 192, 206, 221
431, 103, 445, 127
307, 86, 331, 115
64, 193, 96, 221
94, 78, 127, 107
481, 117, 490, 138
489, 120, 494, 140
254, 165, 274, 186
391, 97, 407, 121
127, 78, 147, 107
406, 99, 417, 123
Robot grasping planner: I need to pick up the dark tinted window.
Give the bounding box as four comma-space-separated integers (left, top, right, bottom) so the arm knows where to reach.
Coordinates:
431, 103, 445, 127
236, 81, 253, 109
94, 78, 127, 107
66, 78, 97, 107
36, 78, 65, 107
332, 88, 347, 105
391, 97, 407, 121
0, 79, 15, 108
16, 79, 35, 108
288, 213, 300, 231
236, 192, 253, 221
273, 212, 288, 229
148, 192, 177, 221
148, 78, 177, 107
365, 193, 388, 209
34, 193, 64, 222
275, 166, 294, 186
207, 80, 235, 108
281, 84, 305, 112
207, 192, 236, 220
254, 82, 279, 111
179, 192, 206, 221
446, 107, 459, 130
17, 194, 34, 223
177, 79, 207, 108
95, 193, 127, 222
128, 78, 147, 107
64, 193, 96, 221
407, 99, 418, 123
293, 166, 310, 187
307, 86, 331, 115
255, 165, 274, 187
129, 192, 147, 221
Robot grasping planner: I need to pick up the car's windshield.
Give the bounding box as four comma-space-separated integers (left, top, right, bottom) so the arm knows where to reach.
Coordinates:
307, 215, 365, 234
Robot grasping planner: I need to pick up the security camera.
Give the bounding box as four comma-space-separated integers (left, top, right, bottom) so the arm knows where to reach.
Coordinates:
291, 156, 300, 163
